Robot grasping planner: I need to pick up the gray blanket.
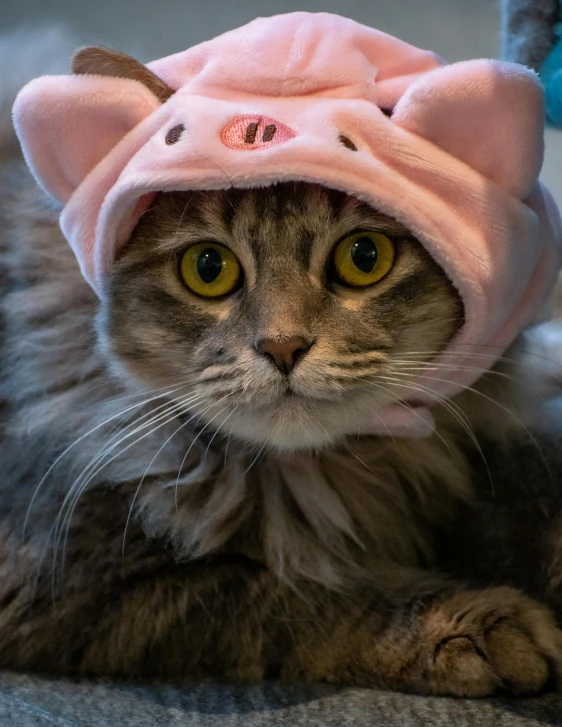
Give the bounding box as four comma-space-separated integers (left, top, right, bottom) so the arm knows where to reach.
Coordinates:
0, 673, 560, 727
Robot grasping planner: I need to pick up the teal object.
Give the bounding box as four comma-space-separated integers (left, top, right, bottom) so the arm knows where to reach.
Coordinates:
540, 21, 562, 126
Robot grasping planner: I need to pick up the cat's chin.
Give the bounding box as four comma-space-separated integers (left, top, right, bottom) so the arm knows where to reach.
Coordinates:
220, 395, 377, 452
232, 414, 337, 452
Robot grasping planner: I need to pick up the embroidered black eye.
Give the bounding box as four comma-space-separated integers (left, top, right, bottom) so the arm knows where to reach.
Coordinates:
339, 134, 358, 151
166, 124, 185, 145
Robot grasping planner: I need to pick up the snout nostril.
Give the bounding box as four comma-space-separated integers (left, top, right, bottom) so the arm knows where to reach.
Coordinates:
255, 336, 313, 374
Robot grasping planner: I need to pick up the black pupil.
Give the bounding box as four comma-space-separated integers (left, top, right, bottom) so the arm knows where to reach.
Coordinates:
197, 248, 223, 284
351, 237, 378, 273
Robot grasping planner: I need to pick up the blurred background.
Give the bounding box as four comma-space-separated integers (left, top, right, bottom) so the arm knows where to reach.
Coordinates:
3, 0, 561, 202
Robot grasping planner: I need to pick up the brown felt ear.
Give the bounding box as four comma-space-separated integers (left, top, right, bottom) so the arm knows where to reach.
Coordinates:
72, 46, 175, 103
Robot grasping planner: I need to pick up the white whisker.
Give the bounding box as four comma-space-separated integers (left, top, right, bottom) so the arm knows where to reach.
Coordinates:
370, 376, 493, 494
356, 380, 454, 455
51, 392, 207, 590
23, 382, 191, 538
122, 394, 233, 554
171, 393, 234, 510
386, 369, 555, 489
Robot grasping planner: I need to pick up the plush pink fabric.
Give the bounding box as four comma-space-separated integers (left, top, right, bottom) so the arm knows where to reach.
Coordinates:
11, 12, 562, 437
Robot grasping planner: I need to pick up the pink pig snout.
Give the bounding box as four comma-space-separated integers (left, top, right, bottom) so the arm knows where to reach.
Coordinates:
220, 115, 297, 150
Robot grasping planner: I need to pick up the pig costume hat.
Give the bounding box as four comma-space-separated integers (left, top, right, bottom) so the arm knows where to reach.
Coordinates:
12, 12, 562, 437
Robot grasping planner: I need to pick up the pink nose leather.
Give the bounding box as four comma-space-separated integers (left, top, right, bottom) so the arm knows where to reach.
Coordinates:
256, 336, 312, 374
221, 115, 297, 150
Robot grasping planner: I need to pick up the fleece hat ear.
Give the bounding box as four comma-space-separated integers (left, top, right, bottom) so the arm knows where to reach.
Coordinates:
392, 60, 544, 199
12, 75, 160, 204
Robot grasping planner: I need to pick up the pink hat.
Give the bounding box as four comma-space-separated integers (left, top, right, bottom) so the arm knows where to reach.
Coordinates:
12, 12, 562, 437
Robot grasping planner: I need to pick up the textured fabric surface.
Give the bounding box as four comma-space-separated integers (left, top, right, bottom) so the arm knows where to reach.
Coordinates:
0, 674, 560, 727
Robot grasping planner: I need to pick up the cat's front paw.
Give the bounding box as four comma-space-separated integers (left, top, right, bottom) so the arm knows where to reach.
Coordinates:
418, 587, 562, 697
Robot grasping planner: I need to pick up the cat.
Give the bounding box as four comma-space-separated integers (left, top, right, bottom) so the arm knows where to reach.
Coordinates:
1, 28, 562, 698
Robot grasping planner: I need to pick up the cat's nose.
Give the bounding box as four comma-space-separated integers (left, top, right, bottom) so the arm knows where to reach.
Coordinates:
255, 336, 313, 375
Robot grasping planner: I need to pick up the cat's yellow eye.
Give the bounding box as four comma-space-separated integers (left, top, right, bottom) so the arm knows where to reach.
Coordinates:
180, 243, 241, 298
333, 231, 396, 287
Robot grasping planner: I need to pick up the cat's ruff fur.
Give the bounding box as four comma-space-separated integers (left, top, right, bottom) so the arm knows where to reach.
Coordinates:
13, 12, 562, 438
2, 23, 562, 698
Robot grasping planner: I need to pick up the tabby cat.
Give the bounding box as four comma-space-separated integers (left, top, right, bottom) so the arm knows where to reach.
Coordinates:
0, 32, 562, 697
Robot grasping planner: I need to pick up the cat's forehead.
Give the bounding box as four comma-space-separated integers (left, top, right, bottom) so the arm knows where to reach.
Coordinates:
151, 184, 410, 253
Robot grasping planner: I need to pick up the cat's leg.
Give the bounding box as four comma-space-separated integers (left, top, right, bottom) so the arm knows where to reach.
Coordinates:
63, 565, 562, 695
2, 552, 561, 696
285, 580, 562, 697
